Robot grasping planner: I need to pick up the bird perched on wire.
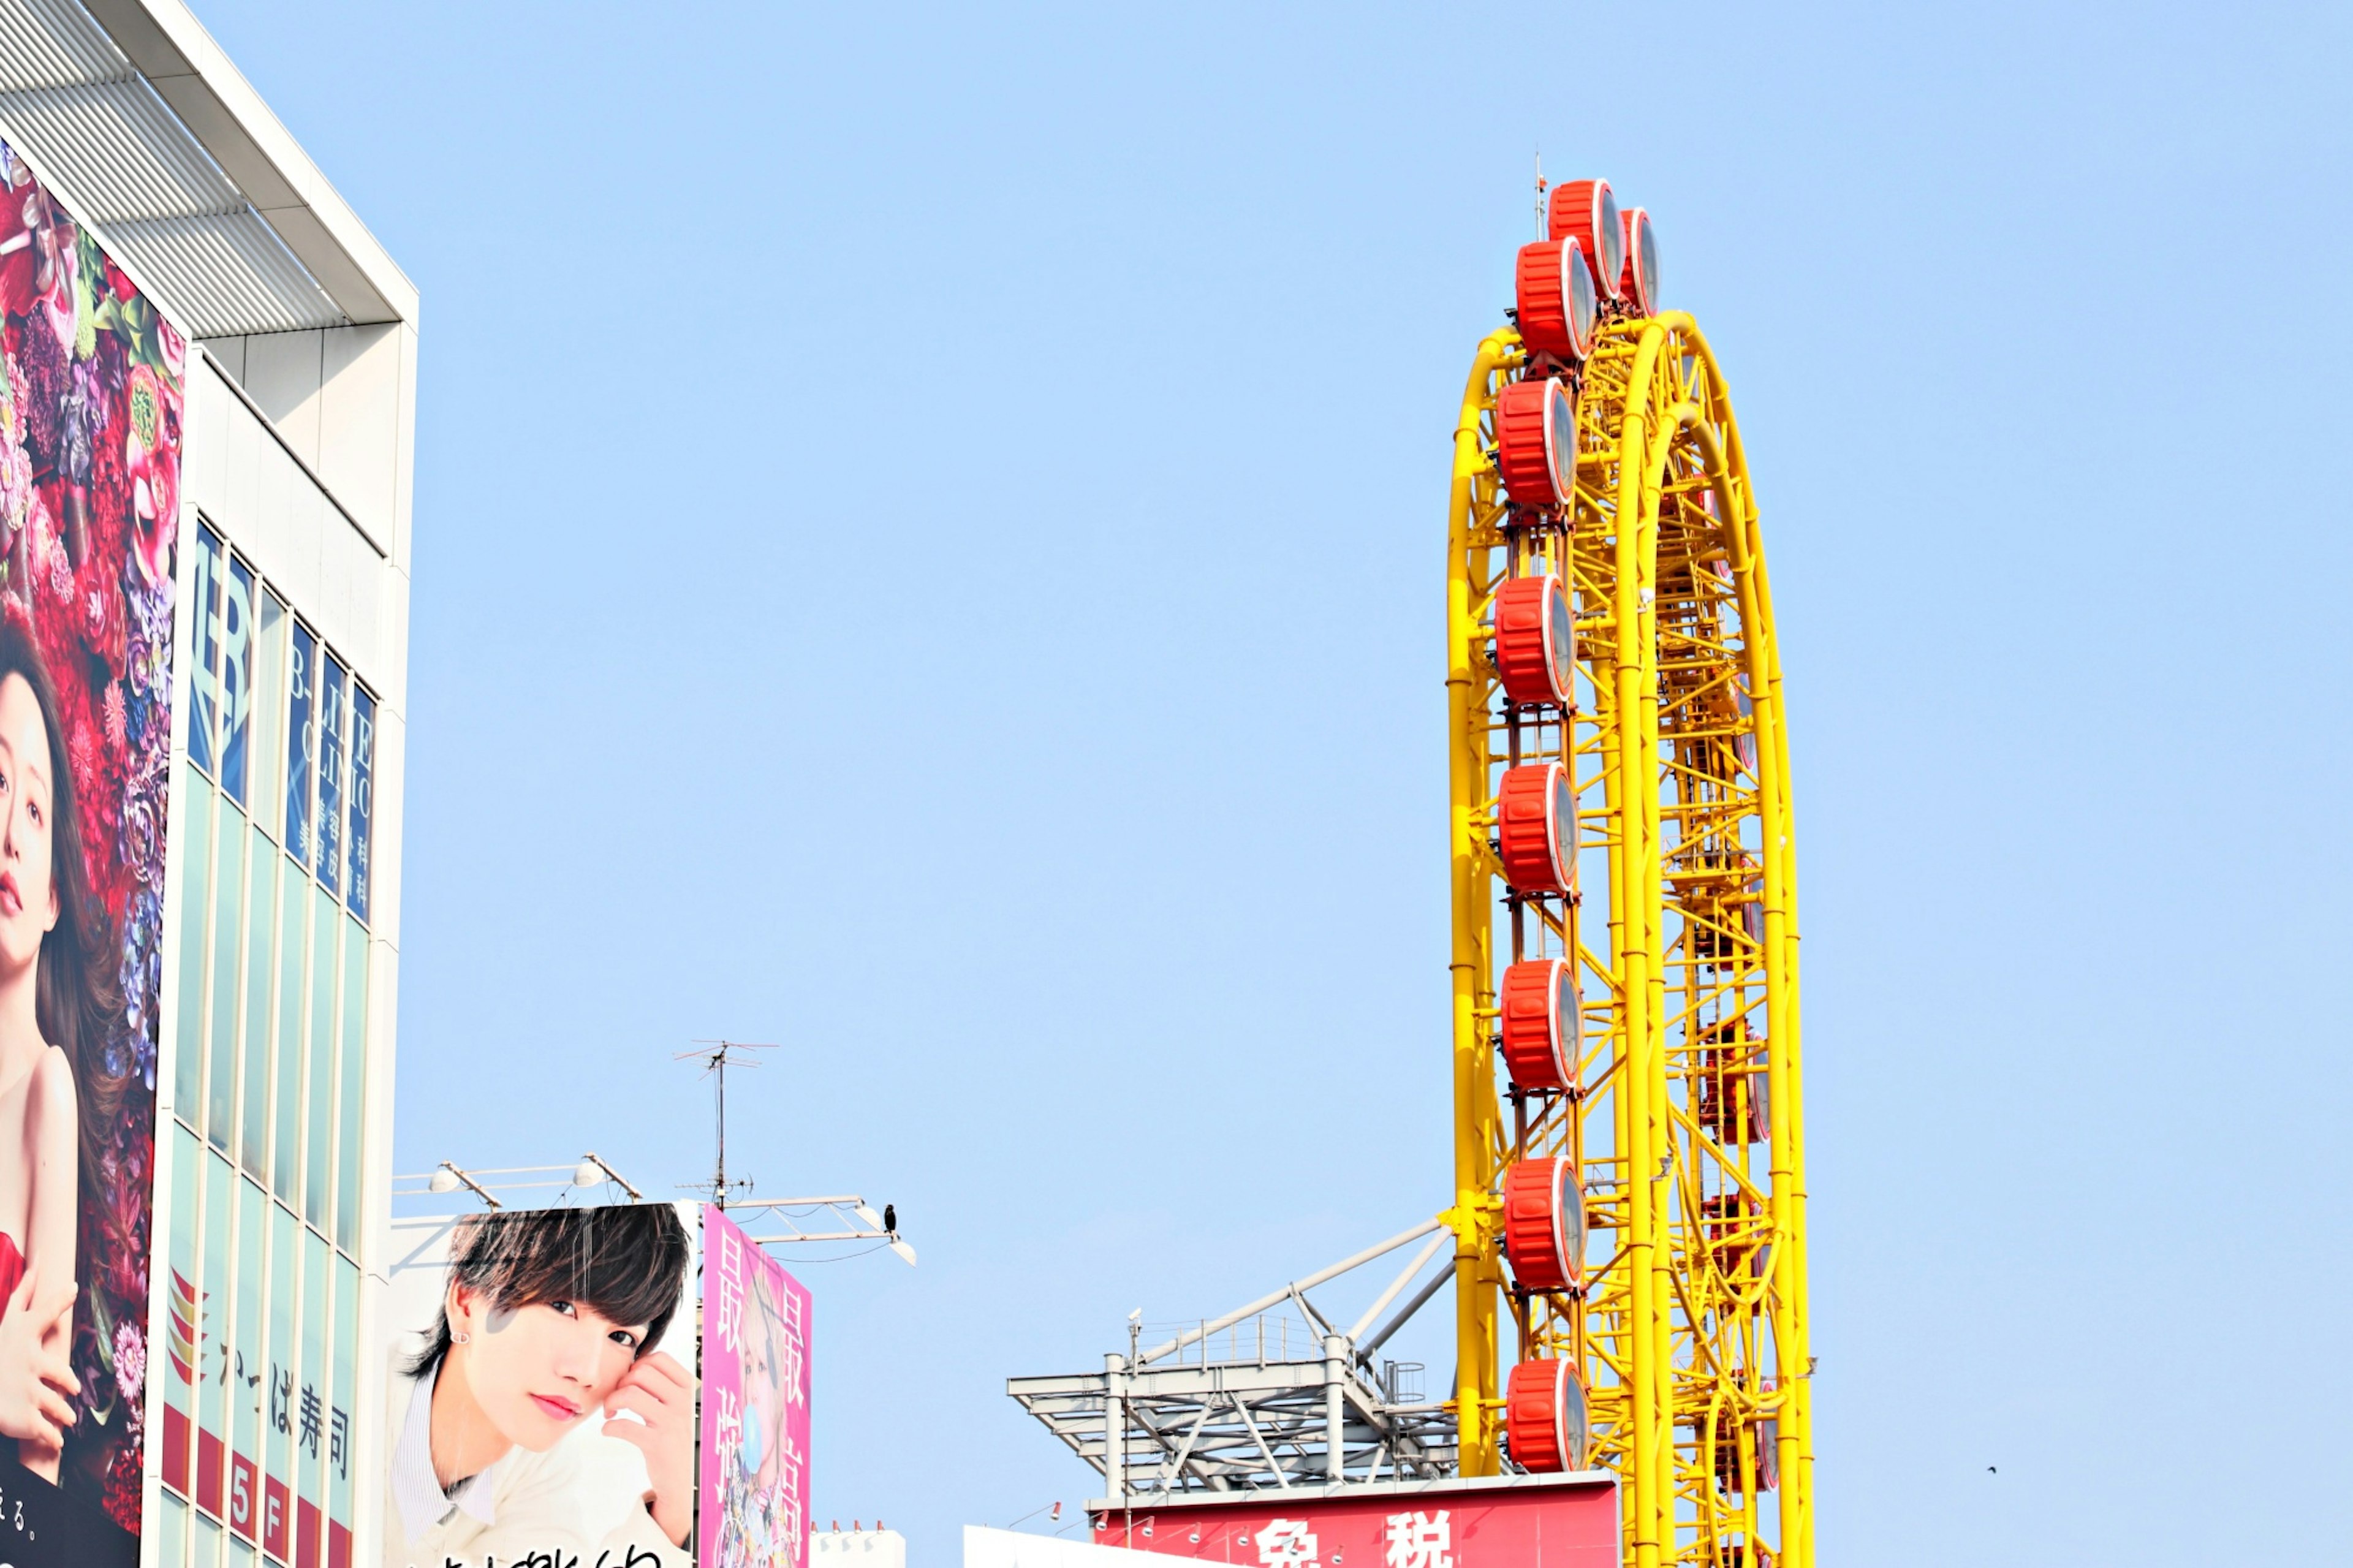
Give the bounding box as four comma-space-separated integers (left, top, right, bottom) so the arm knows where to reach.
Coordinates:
883, 1203, 897, 1235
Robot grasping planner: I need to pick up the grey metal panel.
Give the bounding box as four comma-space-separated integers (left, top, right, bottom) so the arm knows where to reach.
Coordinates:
0, 0, 123, 91
105, 210, 339, 333
0, 78, 240, 217
0, 0, 393, 337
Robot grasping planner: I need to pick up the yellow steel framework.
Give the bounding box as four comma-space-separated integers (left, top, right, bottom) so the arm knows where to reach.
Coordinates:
1444, 312, 1811, 1567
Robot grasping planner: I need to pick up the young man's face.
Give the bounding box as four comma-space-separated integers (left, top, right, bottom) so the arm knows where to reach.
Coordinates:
452, 1289, 651, 1452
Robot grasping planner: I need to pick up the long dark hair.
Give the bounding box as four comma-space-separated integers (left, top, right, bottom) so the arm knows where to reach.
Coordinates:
0, 618, 125, 1203
405, 1203, 692, 1382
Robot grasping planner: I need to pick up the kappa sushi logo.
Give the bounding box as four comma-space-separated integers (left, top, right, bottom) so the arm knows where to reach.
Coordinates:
168, 1268, 201, 1383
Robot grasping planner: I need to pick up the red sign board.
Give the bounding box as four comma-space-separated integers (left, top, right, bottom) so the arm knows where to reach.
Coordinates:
1093, 1474, 1618, 1568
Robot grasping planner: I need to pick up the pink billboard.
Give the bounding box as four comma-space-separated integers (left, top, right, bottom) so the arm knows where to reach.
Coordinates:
700, 1206, 811, 1568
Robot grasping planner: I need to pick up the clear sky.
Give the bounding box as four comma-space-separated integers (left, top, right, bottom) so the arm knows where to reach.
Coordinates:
190, 1, 2350, 1561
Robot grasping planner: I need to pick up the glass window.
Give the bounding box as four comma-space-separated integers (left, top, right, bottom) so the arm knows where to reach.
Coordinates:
220, 553, 255, 805
284, 623, 316, 867
174, 767, 213, 1123
267, 1202, 297, 1517
273, 856, 306, 1206
165, 1116, 200, 1498
252, 591, 286, 841
305, 888, 337, 1230
347, 685, 375, 922
298, 1229, 327, 1528
233, 1177, 264, 1520
196, 1509, 224, 1568
200, 1147, 232, 1501
335, 922, 366, 1252
241, 826, 275, 1176
190, 525, 222, 776
229, 1535, 255, 1568
207, 802, 246, 1151
314, 655, 347, 898
159, 1489, 189, 1565
330, 1254, 357, 1530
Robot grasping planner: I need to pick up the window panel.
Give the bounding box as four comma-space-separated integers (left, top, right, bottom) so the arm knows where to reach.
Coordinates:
346, 685, 374, 922
298, 1229, 327, 1536
207, 802, 246, 1151
314, 655, 346, 898
199, 1147, 231, 1502
272, 854, 306, 1206
240, 827, 275, 1176
220, 553, 255, 805
190, 525, 222, 776
233, 1177, 264, 1528
334, 921, 366, 1252
252, 591, 286, 841
284, 623, 316, 868
195, 1509, 224, 1568
165, 1117, 200, 1498
159, 1489, 189, 1565
266, 1202, 296, 1526
174, 767, 213, 1121
305, 887, 336, 1229
330, 1255, 357, 1530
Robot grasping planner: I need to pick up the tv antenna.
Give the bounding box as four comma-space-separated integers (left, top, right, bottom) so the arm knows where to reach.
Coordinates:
676, 1039, 776, 1208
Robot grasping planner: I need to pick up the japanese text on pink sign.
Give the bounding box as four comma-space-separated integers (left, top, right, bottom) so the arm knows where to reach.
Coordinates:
700, 1207, 811, 1568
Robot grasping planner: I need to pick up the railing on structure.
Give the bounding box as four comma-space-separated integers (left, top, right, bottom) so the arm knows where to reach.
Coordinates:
1008, 1221, 1458, 1499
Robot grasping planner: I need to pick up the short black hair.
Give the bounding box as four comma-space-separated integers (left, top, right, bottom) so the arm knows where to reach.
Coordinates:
404, 1203, 692, 1381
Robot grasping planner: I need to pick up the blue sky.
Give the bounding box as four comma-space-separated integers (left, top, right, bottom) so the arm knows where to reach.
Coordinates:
192, 1, 2351, 1561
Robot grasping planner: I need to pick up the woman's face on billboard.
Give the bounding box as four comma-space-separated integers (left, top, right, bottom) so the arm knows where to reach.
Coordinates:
0, 673, 58, 975
452, 1289, 651, 1453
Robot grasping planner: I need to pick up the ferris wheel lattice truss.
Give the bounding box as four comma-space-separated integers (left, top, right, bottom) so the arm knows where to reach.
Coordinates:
1446, 176, 1813, 1568
1006, 176, 1813, 1568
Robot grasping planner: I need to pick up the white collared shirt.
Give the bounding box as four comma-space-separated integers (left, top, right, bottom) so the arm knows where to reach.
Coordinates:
390, 1360, 502, 1545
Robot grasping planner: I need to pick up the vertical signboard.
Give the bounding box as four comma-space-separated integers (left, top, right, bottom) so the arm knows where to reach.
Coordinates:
378, 1203, 704, 1568
700, 1206, 811, 1568
0, 136, 185, 1561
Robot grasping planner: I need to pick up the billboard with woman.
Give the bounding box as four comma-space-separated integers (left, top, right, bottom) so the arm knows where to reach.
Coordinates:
0, 135, 184, 1557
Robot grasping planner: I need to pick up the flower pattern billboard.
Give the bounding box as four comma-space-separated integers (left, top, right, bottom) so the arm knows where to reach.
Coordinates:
0, 135, 184, 1558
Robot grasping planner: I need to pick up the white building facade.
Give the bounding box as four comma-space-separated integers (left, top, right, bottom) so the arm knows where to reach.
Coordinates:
0, 1, 415, 1562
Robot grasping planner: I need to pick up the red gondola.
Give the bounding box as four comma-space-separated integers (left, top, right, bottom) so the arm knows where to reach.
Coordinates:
1494, 377, 1576, 510
1501, 1156, 1585, 1291
1495, 762, 1575, 895
1619, 207, 1659, 316
1513, 236, 1598, 360
1493, 574, 1576, 709
1498, 956, 1577, 1091
1547, 179, 1623, 302
1505, 1357, 1589, 1472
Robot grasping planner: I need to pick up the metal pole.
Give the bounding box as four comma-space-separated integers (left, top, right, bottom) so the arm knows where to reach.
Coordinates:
1324, 1335, 1347, 1482
1104, 1353, 1127, 1505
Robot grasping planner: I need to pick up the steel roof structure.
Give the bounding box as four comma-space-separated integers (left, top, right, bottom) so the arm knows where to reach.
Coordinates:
0, 0, 412, 338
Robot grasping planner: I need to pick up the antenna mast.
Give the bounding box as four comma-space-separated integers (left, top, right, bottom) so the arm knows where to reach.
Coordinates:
676, 1039, 776, 1208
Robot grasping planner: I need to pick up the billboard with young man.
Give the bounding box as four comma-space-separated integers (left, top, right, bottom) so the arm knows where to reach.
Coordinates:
381, 1203, 704, 1568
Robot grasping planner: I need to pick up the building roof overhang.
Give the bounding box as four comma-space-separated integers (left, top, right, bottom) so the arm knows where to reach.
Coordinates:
0, 0, 413, 338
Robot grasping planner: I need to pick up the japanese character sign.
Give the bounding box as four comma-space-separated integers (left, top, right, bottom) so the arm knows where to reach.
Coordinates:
699, 1206, 814, 1568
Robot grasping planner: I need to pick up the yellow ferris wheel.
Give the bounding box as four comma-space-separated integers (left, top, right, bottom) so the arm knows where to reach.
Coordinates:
1442, 178, 1813, 1568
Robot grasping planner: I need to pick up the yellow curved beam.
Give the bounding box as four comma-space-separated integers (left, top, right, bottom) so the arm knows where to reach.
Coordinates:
1447, 310, 1809, 1568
